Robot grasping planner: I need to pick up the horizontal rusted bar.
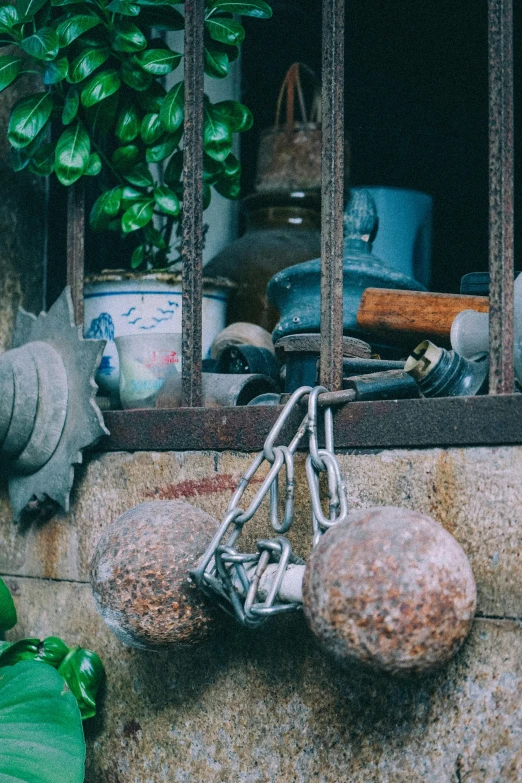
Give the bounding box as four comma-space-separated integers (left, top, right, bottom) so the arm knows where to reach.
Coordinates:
181, 0, 204, 407
320, 0, 345, 392
100, 395, 522, 453
488, 0, 514, 394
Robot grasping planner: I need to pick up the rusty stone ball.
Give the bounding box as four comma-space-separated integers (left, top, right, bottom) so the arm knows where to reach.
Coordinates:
90, 501, 221, 649
302, 506, 476, 675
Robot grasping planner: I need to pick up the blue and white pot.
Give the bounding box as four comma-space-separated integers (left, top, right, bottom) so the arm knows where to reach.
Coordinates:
84, 272, 234, 395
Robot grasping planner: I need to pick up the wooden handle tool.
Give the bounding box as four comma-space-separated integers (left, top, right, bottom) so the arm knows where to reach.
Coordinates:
356, 288, 489, 345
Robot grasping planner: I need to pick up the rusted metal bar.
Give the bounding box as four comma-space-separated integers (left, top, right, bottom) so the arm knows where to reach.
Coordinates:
66, 180, 85, 326
319, 0, 345, 392
181, 0, 205, 407
488, 0, 514, 394
101, 394, 522, 453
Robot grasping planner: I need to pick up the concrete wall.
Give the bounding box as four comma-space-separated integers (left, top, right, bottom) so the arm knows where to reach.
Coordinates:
1, 446, 521, 782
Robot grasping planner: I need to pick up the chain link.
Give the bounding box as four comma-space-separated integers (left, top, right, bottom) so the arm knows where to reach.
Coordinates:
191, 386, 349, 627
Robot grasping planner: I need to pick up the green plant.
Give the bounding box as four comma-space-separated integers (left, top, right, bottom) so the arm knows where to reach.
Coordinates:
0, 0, 272, 270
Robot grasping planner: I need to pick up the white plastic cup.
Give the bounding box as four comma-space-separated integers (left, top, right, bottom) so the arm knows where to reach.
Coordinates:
115, 333, 181, 409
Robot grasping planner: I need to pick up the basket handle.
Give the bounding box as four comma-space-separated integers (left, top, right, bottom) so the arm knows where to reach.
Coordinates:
274, 63, 320, 131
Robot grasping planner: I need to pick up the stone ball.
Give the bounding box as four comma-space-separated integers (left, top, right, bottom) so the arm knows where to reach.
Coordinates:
302, 506, 476, 675
90, 501, 221, 649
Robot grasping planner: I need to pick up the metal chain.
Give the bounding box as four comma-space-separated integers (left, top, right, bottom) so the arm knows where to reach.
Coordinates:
191, 386, 349, 627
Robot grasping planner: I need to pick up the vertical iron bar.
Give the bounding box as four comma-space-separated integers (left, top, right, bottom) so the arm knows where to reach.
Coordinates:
66, 180, 85, 326
181, 0, 204, 407
320, 0, 345, 391
488, 0, 514, 394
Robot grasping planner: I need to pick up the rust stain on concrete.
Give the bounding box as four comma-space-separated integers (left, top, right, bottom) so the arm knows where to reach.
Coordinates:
143, 473, 263, 501
426, 452, 460, 536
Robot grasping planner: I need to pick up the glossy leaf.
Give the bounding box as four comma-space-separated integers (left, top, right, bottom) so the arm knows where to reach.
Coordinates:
81, 69, 120, 107
68, 47, 110, 84
57, 647, 105, 720
214, 174, 240, 198
17, 0, 48, 20
0, 5, 19, 31
85, 151, 101, 175
204, 47, 228, 79
134, 47, 181, 75
0, 578, 16, 633
21, 28, 59, 61
116, 103, 140, 141
131, 243, 145, 269
0, 56, 23, 93
55, 121, 90, 185
8, 92, 53, 149
206, 0, 272, 17
138, 4, 183, 29
212, 99, 252, 132
203, 182, 212, 209
107, 0, 140, 14
164, 148, 182, 187
123, 161, 152, 186
159, 80, 183, 132
0, 661, 85, 783
121, 199, 154, 232
56, 14, 101, 47
85, 92, 118, 134
90, 186, 122, 229
0, 639, 39, 666
120, 59, 153, 91
62, 86, 79, 124
32, 636, 70, 667
111, 20, 147, 52
28, 142, 56, 175
140, 112, 162, 144
154, 185, 179, 216
203, 103, 232, 162
145, 223, 167, 248
145, 133, 179, 163
205, 18, 244, 46
44, 56, 68, 84
112, 143, 140, 170
10, 147, 30, 171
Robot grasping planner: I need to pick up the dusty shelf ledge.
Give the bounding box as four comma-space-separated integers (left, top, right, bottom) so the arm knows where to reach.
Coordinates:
98, 394, 522, 452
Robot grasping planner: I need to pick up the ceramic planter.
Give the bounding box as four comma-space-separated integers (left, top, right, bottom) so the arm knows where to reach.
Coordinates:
84, 272, 233, 395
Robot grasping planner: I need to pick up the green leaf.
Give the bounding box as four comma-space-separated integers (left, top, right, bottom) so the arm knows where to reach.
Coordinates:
10, 147, 30, 172
164, 148, 182, 187
204, 47, 228, 79
8, 92, 53, 149
0, 578, 16, 633
134, 47, 181, 75
107, 0, 140, 14
205, 18, 244, 45
121, 199, 154, 232
145, 133, 179, 163
120, 59, 153, 91
33, 636, 70, 667
21, 28, 59, 61
222, 151, 241, 178
0, 639, 39, 666
111, 20, 146, 52
85, 91, 118, 134
137, 4, 183, 29
154, 185, 179, 216
28, 141, 56, 175
206, 0, 272, 17
0, 5, 19, 32
115, 103, 140, 141
112, 143, 139, 170
203, 102, 232, 162
214, 174, 240, 199
57, 647, 105, 720
124, 161, 153, 186
212, 99, 252, 132
81, 69, 120, 108
44, 56, 68, 84
159, 80, 183, 133
131, 243, 145, 269
56, 15, 101, 47
0, 56, 23, 93
145, 223, 167, 248
85, 151, 101, 175
0, 661, 85, 783
62, 86, 79, 124
203, 182, 212, 209
55, 122, 90, 185
17, 0, 48, 21
90, 186, 122, 229
136, 80, 165, 112
140, 112, 162, 144
68, 47, 110, 84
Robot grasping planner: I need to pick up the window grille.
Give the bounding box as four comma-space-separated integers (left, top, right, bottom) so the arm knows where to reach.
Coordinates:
65, 0, 519, 452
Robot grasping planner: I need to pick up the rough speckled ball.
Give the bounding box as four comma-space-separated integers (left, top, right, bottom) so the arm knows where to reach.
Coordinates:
90, 501, 221, 649
302, 506, 476, 675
